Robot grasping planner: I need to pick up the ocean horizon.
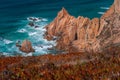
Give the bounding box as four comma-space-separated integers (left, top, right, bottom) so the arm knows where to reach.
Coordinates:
0, 0, 113, 56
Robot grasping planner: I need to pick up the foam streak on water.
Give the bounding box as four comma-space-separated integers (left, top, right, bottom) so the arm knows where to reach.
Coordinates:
19, 17, 56, 56
0, 17, 56, 57
100, 7, 109, 10
0, 0, 113, 56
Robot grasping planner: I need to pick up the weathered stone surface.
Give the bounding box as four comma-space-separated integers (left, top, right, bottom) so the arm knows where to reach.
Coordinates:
114, 0, 120, 13
19, 40, 35, 53
45, 0, 120, 53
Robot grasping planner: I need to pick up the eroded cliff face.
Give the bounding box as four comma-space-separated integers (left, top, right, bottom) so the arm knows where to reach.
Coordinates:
97, 0, 120, 52
45, 0, 120, 53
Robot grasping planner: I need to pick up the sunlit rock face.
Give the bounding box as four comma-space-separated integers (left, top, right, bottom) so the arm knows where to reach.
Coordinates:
19, 40, 35, 53
45, 0, 120, 53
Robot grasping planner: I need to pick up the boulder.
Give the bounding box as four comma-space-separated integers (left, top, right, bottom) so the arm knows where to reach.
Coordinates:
28, 22, 34, 27
19, 40, 35, 53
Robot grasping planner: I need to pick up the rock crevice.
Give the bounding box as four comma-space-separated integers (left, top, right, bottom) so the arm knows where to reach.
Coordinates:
45, 0, 120, 53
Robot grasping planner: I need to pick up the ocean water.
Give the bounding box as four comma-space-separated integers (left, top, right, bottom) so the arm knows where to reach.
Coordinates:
0, 0, 113, 56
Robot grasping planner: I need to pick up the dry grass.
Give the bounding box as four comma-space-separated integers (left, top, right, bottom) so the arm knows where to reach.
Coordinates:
0, 47, 120, 80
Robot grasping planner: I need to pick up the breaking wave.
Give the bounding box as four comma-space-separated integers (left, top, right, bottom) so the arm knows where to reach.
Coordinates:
0, 17, 56, 57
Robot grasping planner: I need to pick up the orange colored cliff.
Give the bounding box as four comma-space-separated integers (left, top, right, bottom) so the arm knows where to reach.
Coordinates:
45, 0, 120, 53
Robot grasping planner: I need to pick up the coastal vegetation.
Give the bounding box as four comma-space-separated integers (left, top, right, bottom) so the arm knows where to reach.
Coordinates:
0, 46, 120, 79
0, 0, 120, 80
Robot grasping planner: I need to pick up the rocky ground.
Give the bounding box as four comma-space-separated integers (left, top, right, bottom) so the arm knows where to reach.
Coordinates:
0, 46, 120, 80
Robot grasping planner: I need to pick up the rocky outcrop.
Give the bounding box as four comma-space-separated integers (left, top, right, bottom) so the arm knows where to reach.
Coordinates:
45, 0, 120, 53
97, 0, 120, 52
19, 40, 35, 53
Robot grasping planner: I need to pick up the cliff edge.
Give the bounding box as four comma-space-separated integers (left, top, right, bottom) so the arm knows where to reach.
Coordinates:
45, 0, 120, 53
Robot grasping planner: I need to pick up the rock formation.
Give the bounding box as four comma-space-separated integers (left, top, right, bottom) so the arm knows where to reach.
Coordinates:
45, 0, 120, 53
19, 40, 35, 53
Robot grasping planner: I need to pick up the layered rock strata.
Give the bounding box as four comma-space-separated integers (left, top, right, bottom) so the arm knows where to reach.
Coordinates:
45, 0, 120, 53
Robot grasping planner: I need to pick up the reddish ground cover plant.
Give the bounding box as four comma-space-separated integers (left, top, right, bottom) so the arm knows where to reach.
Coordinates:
0, 48, 120, 80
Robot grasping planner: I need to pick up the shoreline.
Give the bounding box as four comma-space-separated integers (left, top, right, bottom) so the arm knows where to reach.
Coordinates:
1, 0, 120, 79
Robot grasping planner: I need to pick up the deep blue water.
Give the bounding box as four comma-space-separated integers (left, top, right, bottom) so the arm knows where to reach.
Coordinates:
0, 0, 113, 56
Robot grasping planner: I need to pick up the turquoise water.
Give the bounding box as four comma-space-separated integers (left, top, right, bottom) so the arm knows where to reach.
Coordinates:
0, 0, 113, 56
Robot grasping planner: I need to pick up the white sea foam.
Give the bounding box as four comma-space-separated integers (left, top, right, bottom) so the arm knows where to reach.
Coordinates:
2, 17, 56, 56
3, 52, 10, 57
17, 29, 27, 33
42, 18, 48, 21
27, 17, 41, 22
34, 46, 46, 53
98, 6, 109, 15
28, 32, 37, 36
33, 45, 52, 55
100, 7, 109, 10
98, 12, 105, 15
26, 17, 56, 55
3, 39, 13, 44
27, 17, 48, 22
24, 53, 33, 57
35, 26, 46, 32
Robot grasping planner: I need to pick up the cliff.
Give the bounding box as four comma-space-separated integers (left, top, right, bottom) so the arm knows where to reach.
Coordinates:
45, 0, 120, 53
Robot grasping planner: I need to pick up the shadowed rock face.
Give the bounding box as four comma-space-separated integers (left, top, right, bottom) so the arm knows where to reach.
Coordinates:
45, 0, 120, 53
20, 40, 35, 53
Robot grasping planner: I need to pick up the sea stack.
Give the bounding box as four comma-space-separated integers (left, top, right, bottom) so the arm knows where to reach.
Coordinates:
45, 0, 120, 53
19, 40, 35, 53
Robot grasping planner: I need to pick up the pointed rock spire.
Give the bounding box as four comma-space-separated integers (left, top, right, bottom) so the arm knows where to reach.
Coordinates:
57, 7, 69, 17
45, 0, 120, 53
